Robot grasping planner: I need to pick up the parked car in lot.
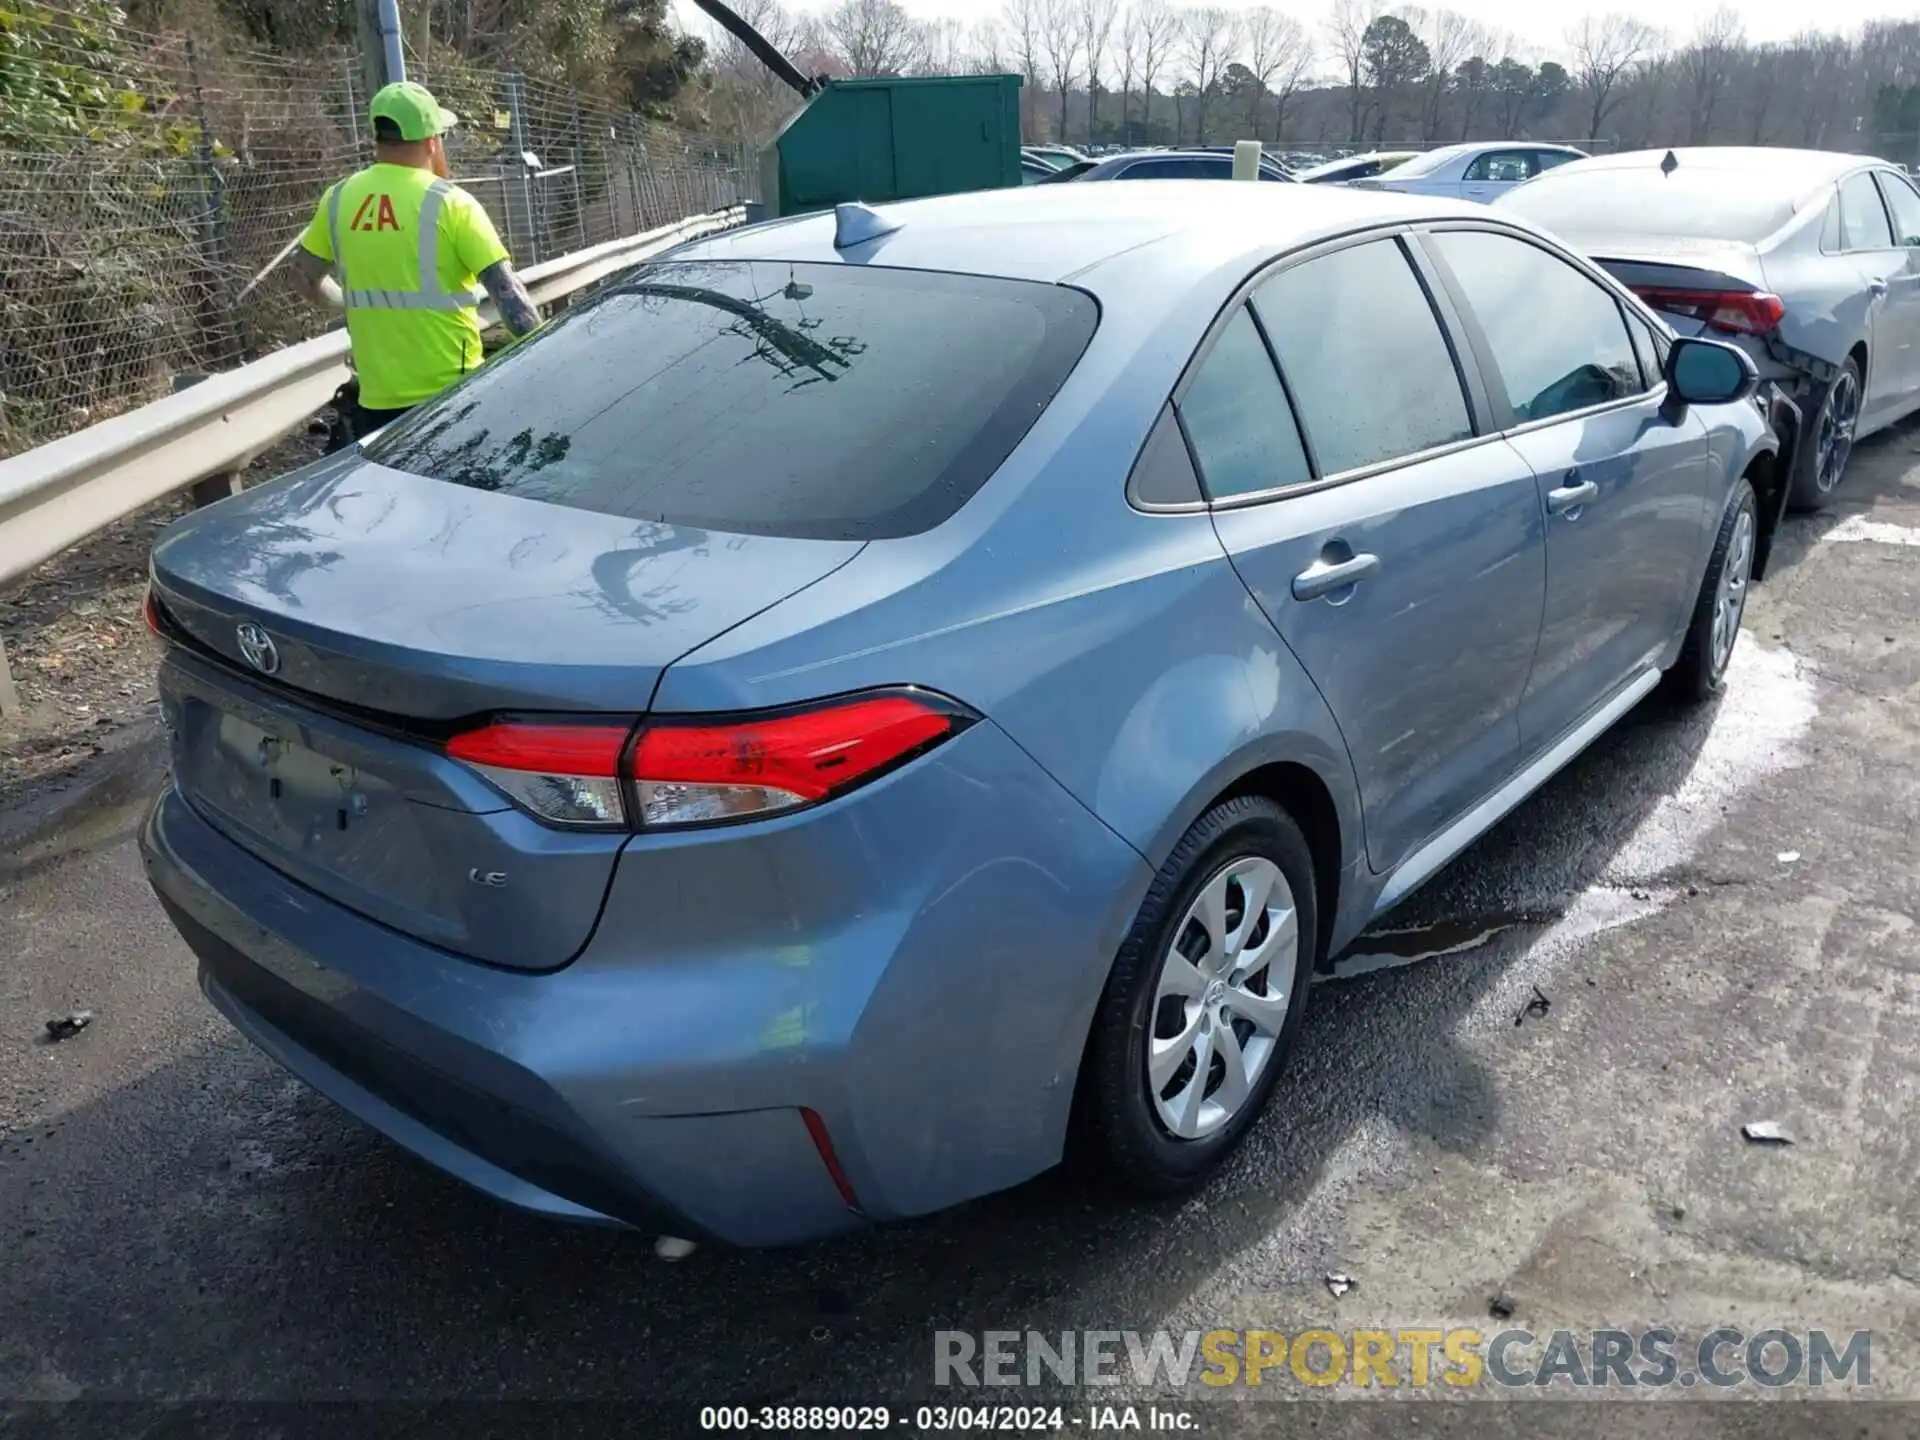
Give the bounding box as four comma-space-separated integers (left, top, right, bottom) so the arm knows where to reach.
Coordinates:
1296, 150, 1419, 184
1354, 141, 1587, 202
142, 182, 1777, 1246
1022, 145, 1087, 171
1499, 146, 1920, 508
1072, 148, 1295, 182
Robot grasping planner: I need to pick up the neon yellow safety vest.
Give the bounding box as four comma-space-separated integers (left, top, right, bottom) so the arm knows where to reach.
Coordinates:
298, 162, 510, 411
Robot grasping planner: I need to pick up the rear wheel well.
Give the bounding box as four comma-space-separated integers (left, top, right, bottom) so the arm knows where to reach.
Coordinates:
1850, 340, 1869, 383
1746, 448, 1784, 580
1221, 763, 1342, 967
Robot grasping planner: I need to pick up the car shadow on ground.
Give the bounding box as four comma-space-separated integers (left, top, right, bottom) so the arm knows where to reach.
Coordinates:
4, 422, 1915, 1405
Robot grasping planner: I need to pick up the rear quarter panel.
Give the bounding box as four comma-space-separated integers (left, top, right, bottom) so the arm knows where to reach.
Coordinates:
1762, 203, 1875, 373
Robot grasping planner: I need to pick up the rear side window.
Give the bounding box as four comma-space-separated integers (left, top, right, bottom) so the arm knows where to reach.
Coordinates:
1877, 172, 1920, 246
1533, 150, 1580, 173
1431, 229, 1644, 423
1176, 307, 1310, 500
1251, 239, 1472, 475
1465, 151, 1532, 183
1624, 309, 1669, 388
1840, 172, 1895, 250
364, 260, 1097, 541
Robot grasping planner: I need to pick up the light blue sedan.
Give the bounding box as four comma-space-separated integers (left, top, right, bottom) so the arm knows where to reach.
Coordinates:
142, 181, 1776, 1245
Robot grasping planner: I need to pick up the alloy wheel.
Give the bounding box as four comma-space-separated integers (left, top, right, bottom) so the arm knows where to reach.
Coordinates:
1816, 370, 1858, 494
1146, 856, 1298, 1141
1710, 505, 1755, 676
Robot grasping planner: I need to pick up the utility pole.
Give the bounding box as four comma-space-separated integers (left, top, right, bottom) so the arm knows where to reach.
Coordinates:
354, 0, 407, 102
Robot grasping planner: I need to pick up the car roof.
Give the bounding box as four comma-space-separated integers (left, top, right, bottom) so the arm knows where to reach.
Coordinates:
670, 182, 1492, 289
1556, 146, 1881, 182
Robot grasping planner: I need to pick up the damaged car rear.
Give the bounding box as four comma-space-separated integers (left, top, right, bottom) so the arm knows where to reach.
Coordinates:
1498, 146, 1920, 510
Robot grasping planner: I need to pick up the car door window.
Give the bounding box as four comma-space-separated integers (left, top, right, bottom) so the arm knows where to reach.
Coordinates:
1250, 239, 1473, 475
1876, 171, 1920, 246
1175, 306, 1311, 500
1429, 229, 1645, 424
1464, 151, 1532, 184
1532, 150, 1578, 173
1840, 171, 1895, 250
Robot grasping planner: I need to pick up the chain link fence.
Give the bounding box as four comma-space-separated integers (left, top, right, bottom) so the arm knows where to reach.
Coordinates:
0, 3, 754, 459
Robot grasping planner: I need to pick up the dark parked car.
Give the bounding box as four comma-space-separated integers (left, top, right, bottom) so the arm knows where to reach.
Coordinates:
1074, 149, 1295, 182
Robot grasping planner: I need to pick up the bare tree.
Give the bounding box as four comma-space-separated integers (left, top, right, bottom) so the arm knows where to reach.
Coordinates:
1081, 0, 1121, 144
1327, 0, 1383, 142
704, 0, 815, 145
1131, 0, 1180, 145
825, 0, 926, 76
1117, 4, 1141, 141
1410, 8, 1479, 140
1181, 6, 1239, 145
1039, 0, 1085, 142
1003, 0, 1045, 137
1678, 7, 1744, 143
1241, 7, 1308, 145
1568, 12, 1660, 141
966, 17, 1007, 73
1740, 42, 1783, 144
923, 16, 970, 73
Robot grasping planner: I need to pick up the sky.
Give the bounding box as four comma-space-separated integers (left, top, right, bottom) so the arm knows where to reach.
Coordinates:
675, 0, 1902, 64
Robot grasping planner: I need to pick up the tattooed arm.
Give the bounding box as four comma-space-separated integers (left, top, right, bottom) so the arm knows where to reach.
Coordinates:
479, 259, 541, 338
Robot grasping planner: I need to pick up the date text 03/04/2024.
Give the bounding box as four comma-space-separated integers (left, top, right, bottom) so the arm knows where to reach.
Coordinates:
697, 1405, 1196, 1431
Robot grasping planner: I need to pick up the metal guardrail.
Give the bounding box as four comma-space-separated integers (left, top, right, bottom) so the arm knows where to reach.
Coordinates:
0, 206, 745, 715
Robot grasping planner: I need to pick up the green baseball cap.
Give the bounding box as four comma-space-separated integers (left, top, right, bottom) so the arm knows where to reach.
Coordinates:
369, 81, 458, 141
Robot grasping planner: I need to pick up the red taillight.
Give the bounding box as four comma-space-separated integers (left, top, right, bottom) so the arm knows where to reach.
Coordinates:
1632, 286, 1786, 336
446, 720, 633, 828
628, 691, 971, 828
444, 691, 972, 831
142, 589, 162, 636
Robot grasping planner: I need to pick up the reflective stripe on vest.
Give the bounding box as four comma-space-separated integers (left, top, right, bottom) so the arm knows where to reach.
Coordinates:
328, 179, 483, 314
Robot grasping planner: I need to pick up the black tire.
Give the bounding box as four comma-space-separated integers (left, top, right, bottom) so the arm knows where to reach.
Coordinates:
1787, 356, 1862, 513
1666, 477, 1758, 703
1079, 795, 1318, 1195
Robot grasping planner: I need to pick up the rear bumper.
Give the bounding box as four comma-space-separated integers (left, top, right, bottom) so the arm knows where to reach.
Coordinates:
142, 720, 1150, 1246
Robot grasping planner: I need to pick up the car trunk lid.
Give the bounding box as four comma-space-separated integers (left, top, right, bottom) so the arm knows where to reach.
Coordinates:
151, 452, 863, 719
150, 454, 861, 969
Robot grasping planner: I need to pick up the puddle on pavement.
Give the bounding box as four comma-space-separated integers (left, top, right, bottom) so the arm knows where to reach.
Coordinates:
1324, 909, 1558, 981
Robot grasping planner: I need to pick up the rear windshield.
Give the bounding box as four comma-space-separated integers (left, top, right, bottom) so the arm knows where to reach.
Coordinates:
364, 260, 1098, 541
1500, 169, 1799, 243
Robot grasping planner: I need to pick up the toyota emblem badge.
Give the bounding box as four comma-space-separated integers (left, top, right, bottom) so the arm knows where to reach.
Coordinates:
235, 621, 280, 676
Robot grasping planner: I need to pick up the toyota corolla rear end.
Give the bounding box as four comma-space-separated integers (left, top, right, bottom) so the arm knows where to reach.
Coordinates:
140, 252, 1145, 1244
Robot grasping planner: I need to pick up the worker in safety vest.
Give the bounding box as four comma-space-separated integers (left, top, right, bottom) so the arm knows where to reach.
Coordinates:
292, 81, 540, 441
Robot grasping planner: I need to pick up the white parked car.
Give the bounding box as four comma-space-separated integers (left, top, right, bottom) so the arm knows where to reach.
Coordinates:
1353, 141, 1587, 204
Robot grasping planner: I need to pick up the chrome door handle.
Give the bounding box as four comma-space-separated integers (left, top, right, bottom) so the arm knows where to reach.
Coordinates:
1291, 552, 1381, 601
1546, 479, 1599, 516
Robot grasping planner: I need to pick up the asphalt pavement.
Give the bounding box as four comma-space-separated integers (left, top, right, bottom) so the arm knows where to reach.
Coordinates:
3, 421, 1919, 1435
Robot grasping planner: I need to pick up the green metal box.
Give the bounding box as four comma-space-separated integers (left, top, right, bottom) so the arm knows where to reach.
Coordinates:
759, 74, 1024, 218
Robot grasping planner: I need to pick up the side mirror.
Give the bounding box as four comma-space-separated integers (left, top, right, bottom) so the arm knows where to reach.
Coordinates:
1665, 336, 1758, 407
